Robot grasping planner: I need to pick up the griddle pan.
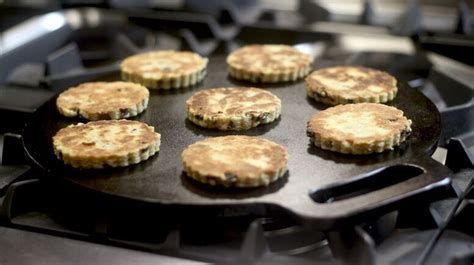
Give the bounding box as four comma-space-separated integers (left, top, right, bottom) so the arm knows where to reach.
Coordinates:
23, 56, 451, 229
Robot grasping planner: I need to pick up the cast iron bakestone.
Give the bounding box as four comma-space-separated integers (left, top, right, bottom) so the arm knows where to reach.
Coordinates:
23, 55, 451, 230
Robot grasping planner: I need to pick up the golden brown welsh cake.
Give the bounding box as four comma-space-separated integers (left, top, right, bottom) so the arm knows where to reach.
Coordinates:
56, 81, 149, 120
121, 50, 208, 89
53, 120, 161, 168
307, 103, 412, 154
181, 136, 288, 187
305, 66, 397, 105
186, 87, 281, 131
227, 44, 313, 83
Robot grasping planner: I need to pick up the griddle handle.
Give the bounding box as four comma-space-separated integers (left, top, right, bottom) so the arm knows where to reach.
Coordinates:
296, 157, 452, 226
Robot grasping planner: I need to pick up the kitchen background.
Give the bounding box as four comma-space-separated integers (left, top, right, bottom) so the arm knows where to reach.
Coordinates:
0, 0, 473, 264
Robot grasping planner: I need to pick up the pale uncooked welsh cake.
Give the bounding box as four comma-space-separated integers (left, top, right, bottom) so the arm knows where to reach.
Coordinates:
307, 103, 412, 154
227, 44, 313, 83
305, 66, 397, 105
181, 136, 288, 187
53, 120, 161, 169
56, 81, 149, 120
186, 87, 281, 131
121, 50, 208, 89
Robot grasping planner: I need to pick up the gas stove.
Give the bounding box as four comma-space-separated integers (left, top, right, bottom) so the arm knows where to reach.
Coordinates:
0, 1, 473, 264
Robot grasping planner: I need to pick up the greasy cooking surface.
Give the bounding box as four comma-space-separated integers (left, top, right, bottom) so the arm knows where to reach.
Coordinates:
23, 56, 449, 228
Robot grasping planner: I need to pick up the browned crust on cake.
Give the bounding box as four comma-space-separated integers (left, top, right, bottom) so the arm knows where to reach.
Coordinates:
181, 136, 288, 187
186, 87, 281, 130
227, 44, 313, 83
53, 120, 161, 168
120, 50, 208, 89
307, 103, 412, 154
56, 81, 149, 120
305, 66, 397, 105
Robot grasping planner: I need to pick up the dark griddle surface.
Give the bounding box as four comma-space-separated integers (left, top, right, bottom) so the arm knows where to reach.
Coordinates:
23, 56, 450, 228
